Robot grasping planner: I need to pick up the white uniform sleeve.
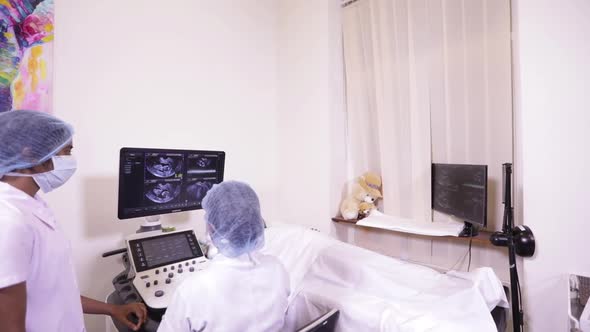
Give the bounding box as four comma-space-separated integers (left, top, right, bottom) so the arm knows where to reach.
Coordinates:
157, 289, 196, 332
0, 213, 34, 288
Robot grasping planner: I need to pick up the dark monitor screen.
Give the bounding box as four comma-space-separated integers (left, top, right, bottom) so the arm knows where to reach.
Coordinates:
431, 163, 487, 227
118, 147, 225, 219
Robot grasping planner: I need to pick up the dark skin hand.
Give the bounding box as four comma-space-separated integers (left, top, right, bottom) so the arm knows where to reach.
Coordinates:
109, 302, 149, 331
0, 282, 26, 332
0, 285, 148, 332
81, 296, 148, 331
111, 303, 149, 331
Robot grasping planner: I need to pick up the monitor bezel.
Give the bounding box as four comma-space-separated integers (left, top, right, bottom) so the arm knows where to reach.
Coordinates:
431, 163, 488, 228
117, 147, 225, 220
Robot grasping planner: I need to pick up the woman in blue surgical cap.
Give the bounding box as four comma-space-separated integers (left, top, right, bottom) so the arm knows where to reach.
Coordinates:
158, 181, 290, 332
0, 110, 147, 331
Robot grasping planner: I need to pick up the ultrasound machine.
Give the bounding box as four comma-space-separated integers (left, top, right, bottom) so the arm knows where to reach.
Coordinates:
104, 147, 225, 331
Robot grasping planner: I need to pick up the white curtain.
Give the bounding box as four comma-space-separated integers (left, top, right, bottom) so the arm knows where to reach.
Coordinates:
342, 0, 512, 230
341, 0, 513, 275
342, 0, 433, 222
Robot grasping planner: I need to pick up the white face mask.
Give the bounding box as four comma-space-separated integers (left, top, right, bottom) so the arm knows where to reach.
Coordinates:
5, 155, 77, 193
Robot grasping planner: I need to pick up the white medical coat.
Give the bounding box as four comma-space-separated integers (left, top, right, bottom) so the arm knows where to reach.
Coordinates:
158, 252, 290, 332
0, 182, 85, 331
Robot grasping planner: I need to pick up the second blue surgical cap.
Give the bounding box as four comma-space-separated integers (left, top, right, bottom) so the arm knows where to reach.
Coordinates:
202, 181, 265, 258
0, 110, 74, 177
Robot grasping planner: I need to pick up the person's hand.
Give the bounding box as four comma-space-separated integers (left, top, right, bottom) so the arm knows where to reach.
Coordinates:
109, 302, 148, 331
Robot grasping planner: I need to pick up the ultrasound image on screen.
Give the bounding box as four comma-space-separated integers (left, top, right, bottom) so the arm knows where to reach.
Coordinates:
145, 182, 181, 204
146, 154, 183, 178
119, 148, 225, 219
187, 156, 218, 176
186, 180, 214, 202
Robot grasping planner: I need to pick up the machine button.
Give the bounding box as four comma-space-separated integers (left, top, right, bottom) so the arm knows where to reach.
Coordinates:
154, 280, 158, 285
163, 268, 167, 272
146, 282, 151, 288
192, 260, 196, 264
155, 290, 164, 297
178, 264, 182, 268
185, 262, 189, 266
178, 269, 183, 273
168, 272, 174, 278
155, 269, 159, 274
189, 267, 195, 272
165, 278, 171, 284
171, 266, 175, 270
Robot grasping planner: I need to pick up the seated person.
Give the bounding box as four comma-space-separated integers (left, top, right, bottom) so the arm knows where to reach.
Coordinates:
158, 181, 290, 332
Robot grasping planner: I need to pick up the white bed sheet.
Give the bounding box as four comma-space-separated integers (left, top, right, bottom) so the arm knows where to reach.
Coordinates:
261, 224, 508, 332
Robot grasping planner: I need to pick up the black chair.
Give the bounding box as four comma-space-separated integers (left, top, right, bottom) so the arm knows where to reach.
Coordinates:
296, 309, 340, 332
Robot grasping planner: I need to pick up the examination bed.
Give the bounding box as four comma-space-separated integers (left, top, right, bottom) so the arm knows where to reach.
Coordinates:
261, 223, 509, 332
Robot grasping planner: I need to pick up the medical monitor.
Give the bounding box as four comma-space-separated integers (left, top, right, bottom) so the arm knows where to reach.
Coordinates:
432, 163, 488, 232
118, 147, 225, 219
127, 230, 204, 272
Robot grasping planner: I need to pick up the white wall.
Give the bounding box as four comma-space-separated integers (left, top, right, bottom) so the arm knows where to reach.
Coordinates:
52, 1, 279, 331
47, 1, 590, 331
513, 0, 590, 330
276, 0, 346, 233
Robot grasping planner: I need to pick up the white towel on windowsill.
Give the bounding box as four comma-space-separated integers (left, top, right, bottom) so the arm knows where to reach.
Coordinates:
356, 210, 464, 237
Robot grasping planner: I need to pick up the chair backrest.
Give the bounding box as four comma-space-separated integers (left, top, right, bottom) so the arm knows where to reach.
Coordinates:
296, 309, 340, 332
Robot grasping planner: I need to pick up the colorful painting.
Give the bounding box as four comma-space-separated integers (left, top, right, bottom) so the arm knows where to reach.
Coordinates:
0, 0, 54, 113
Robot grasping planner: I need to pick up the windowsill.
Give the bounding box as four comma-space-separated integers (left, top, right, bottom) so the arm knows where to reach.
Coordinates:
332, 217, 495, 246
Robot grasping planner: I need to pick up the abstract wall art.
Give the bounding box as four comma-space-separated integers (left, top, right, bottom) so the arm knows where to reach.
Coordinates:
1, 0, 54, 113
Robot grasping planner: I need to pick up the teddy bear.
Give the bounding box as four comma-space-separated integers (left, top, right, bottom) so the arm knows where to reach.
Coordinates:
359, 172, 382, 196
339, 172, 383, 220
357, 201, 376, 219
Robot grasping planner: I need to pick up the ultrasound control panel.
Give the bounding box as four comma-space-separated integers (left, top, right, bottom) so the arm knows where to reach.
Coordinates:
126, 229, 208, 310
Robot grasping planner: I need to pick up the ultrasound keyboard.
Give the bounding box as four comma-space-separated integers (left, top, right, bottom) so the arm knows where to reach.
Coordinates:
126, 229, 208, 309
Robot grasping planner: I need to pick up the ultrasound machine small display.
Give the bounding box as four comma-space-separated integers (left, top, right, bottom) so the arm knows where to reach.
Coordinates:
118, 148, 225, 219
128, 231, 204, 272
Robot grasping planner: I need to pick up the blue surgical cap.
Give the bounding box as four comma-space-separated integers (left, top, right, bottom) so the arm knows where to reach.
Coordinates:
0, 110, 74, 176
202, 181, 265, 258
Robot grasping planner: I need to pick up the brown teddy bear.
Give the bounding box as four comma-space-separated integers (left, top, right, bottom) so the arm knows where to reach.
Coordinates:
339, 172, 382, 220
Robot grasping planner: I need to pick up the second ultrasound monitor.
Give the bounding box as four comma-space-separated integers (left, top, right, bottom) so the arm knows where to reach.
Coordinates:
118, 148, 225, 219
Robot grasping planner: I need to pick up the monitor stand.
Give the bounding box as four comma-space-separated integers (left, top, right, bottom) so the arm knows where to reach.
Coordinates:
137, 215, 162, 233
458, 222, 479, 237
